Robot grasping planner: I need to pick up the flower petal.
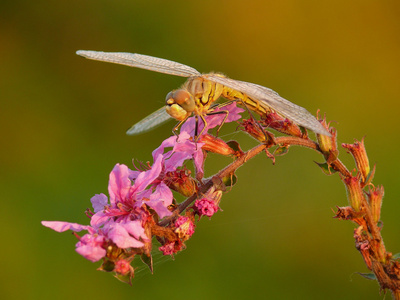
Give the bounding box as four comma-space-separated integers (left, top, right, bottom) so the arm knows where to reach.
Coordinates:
131, 154, 163, 194
75, 234, 106, 262
147, 182, 173, 218
121, 220, 148, 241
108, 164, 132, 206
107, 222, 144, 248
41, 221, 91, 233
91, 193, 108, 213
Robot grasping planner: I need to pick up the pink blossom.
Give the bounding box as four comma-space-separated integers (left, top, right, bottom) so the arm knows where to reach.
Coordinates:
152, 103, 243, 176
75, 233, 106, 262
181, 102, 244, 137
159, 242, 176, 256
114, 259, 132, 275
103, 220, 144, 248
152, 131, 205, 175
91, 193, 108, 213
41, 221, 93, 233
195, 198, 220, 218
105, 157, 172, 219
42, 156, 175, 262
174, 216, 195, 239
42, 103, 240, 268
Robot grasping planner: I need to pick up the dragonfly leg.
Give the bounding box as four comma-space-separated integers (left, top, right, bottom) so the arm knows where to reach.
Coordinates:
205, 110, 229, 137
194, 115, 200, 140
172, 118, 188, 140
196, 114, 207, 141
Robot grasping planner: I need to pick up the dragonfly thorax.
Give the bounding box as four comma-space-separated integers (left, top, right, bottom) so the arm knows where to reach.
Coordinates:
165, 75, 225, 122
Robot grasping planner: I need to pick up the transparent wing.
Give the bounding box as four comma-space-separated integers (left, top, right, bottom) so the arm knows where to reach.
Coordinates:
204, 74, 331, 136
77, 50, 201, 77
126, 106, 173, 135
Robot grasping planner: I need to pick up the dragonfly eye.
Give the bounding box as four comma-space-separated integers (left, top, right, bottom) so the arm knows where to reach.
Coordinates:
165, 89, 196, 113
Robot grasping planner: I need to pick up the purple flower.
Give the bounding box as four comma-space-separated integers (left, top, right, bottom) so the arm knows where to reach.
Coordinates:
75, 233, 106, 262
41, 220, 107, 262
42, 104, 242, 267
105, 157, 172, 219
152, 131, 205, 175
152, 102, 243, 176
181, 102, 244, 137
42, 155, 177, 262
41, 221, 92, 233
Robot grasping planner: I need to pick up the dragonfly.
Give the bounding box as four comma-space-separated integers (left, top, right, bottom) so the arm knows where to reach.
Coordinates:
76, 50, 331, 137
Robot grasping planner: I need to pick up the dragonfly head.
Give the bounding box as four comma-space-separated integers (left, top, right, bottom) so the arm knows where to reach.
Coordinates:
165, 89, 196, 121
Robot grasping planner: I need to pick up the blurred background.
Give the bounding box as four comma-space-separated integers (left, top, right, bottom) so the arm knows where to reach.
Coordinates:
2, 0, 400, 299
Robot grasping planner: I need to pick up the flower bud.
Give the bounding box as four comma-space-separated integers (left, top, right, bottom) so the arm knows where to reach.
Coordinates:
342, 176, 364, 212
174, 216, 195, 241
262, 112, 302, 137
316, 117, 337, 161
114, 259, 132, 276
164, 168, 197, 197
239, 118, 274, 143
367, 185, 384, 223
198, 133, 237, 156
195, 198, 220, 218
342, 138, 370, 183
159, 240, 183, 256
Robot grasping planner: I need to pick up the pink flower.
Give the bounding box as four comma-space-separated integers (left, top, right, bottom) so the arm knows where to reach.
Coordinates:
42, 156, 175, 262
152, 102, 244, 177
159, 242, 176, 256
75, 233, 106, 262
114, 259, 132, 276
174, 216, 195, 239
101, 157, 172, 219
195, 198, 220, 218
41, 221, 107, 262
41, 221, 92, 233
152, 131, 205, 175
181, 102, 244, 137
42, 103, 240, 268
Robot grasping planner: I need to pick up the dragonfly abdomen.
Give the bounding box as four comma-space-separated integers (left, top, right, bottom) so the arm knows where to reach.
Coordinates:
222, 87, 270, 116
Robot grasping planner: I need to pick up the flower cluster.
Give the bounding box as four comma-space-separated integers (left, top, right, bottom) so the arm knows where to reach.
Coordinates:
41, 93, 400, 297
42, 103, 243, 283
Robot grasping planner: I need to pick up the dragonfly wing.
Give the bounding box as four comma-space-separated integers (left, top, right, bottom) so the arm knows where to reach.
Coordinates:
126, 106, 173, 135
204, 74, 331, 136
77, 50, 201, 78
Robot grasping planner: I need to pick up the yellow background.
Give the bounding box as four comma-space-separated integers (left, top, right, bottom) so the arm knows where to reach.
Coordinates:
2, 1, 400, 299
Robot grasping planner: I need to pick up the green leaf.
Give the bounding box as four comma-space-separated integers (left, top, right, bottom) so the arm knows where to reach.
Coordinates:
392, 253, 400, 260
226, 140, 242, 153
273, 145, 289, 156
141, 253, 153, 273
114, 273, 133, 285
356, 272, 376, 281
315, 161, 337, 175
99, 260, 115, 272
222, 172, 237, 187
364, 164, 376, 185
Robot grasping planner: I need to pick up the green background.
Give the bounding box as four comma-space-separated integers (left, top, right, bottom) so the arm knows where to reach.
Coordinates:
2, 1, 400, 299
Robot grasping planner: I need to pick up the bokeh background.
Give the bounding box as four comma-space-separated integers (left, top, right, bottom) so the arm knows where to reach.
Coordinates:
2, 0, 400, 299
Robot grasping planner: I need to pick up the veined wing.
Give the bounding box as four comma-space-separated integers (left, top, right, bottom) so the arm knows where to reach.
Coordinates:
76, 50, 201, 78
126, 106, 172, 135
204, 74, 331, 136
